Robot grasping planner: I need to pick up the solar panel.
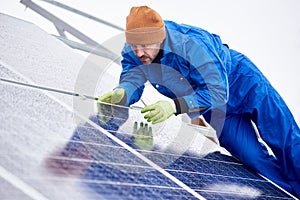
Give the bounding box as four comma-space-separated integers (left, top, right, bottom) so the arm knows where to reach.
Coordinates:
0, 13, 297, 200
0, 65, 296, 199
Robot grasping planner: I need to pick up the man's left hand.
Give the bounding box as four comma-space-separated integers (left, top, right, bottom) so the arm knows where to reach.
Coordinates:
141, 100, 175, 124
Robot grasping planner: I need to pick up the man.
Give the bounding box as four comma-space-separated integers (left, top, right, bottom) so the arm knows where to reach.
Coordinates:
98, 6, 300, 197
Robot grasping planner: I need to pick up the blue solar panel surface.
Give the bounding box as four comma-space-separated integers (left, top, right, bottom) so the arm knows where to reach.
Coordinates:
0, 65, 296, 199
46, 114, 295, 200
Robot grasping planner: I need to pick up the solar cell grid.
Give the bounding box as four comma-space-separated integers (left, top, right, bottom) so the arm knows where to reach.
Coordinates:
1, 75, 297, 199
44, 106, 295, 199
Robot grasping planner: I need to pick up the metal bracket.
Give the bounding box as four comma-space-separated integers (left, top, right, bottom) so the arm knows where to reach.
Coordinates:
20, 0, 121, 63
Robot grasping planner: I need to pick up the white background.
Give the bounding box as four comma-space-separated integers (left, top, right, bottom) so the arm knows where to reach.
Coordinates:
1, 0, 300, 124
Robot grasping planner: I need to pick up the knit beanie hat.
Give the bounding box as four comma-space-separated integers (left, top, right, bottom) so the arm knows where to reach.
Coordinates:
125, 6, 166, 45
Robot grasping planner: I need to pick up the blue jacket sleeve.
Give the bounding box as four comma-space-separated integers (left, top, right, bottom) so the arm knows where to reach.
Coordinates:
118, 45, 147, 106
181, 36, 229, 116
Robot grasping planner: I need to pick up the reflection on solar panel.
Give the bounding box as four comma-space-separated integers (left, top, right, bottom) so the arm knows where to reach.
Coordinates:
0, 13, 297, 200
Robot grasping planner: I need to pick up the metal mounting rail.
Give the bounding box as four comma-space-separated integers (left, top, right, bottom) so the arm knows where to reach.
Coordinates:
20, 0, 120, 62
39, 0, 124, 31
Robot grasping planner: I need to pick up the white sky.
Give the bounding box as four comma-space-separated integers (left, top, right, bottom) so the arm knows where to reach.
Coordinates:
1, 0, 300, 123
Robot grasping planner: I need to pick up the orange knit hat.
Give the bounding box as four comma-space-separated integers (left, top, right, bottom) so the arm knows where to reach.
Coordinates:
125, 6, 166, 45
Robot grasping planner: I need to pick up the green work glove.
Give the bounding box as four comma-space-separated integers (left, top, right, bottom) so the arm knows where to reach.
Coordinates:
98, 88, 125, 104
133, 122, 153, 151
141, 100, 175, 124
97, 88, 125, 124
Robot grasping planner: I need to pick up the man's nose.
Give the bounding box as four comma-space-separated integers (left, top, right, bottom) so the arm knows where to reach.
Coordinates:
135, 48, 145, 57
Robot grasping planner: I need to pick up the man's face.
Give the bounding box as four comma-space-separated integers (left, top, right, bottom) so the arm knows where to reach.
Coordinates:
130, 42, 162, 65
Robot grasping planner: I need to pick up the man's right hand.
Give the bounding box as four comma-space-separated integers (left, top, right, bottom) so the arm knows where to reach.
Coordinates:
98, 88, 125, 104
97, 88, 125, 124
